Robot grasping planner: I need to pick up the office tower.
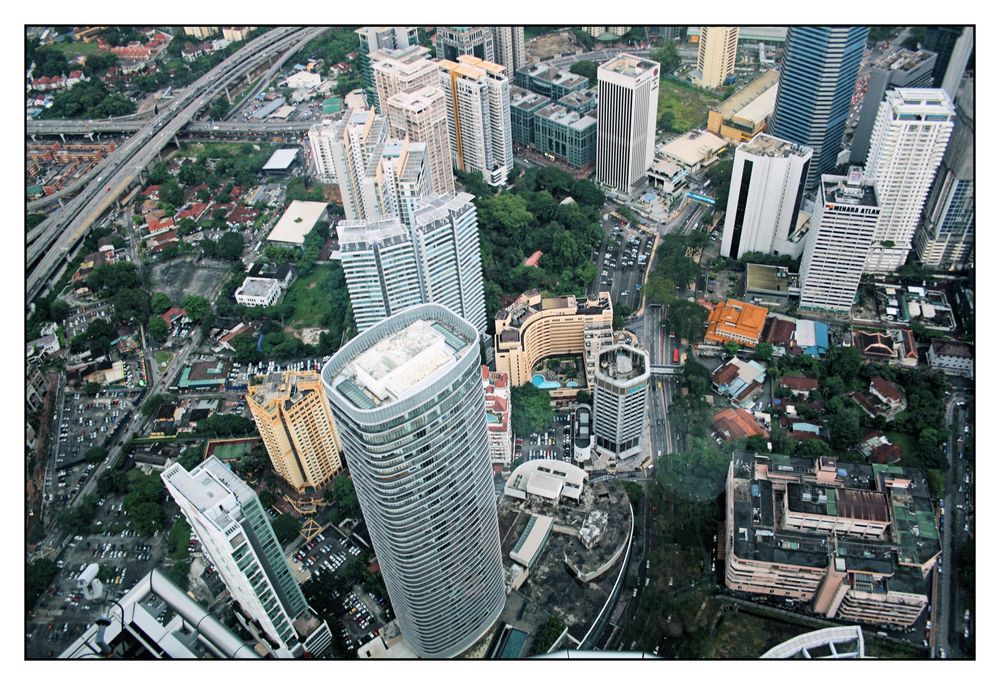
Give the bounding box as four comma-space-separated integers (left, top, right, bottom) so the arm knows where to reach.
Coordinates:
596, 54, 659, 198
721, 133, 813, 260
509, 86, 551, 146
863, 88, 954, 273
411, 193, 487, 334
355, 27, 420, 110
593, 344, 649, 462
247, 371, 343, 492
799, 170, 881, 314
533, 103, 598, 170
924, 26, 974, 95
696, 26, 740, 89
162, 458, 331, 658
848, 49, 937, 164
940, 26, 973, 98
491, 27, 526, 77
481, 366, 513, 467
917, 79, 974, 270
435, 26, 495, 62
438, 55, 513, 187
385, 86, 456, 196
338, 193, 486, 335
769, 26, 868, 192
372, 52, 438, 114
338, 217, 422, 332
322, 304, 506, 658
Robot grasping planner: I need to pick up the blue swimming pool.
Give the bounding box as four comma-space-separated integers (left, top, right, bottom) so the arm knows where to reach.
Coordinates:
531, 374, 561, 390
566, 381, 579, 388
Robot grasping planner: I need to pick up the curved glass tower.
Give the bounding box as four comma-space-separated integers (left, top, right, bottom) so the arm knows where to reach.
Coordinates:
769, 26, 868, 192
322, 304, 505, 658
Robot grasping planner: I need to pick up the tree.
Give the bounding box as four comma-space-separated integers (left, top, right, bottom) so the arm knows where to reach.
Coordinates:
926, 468, 945, 498
180, 295, 211, 323
530, 616, 567, 656
569, 59, 599, 86
167, 517, 192, 560
217, 231, 245, 260
26, 558, 58, 611
828, 408, 862, 450
150, 292, 172, 315
654, 41, 681, 73
148, 315, 169, 343
84, 381, 102, 395
753, 342, 774, 363
826, 346, 862, 382
337, 555, 368, 585
657, 437, 729, 502
511, 383, 555, 436
795, 439, 832, 457
705, 159, 734, 208
666, 300, 708, 341
49, 299, 71, 321
724, 341, 740, 358
159, 179, 184, 207
613, 301, 635, 329
326, 475, 360, 524
272, 514, 301, 544
232, 332, 260, 363
84, 446, 108, 464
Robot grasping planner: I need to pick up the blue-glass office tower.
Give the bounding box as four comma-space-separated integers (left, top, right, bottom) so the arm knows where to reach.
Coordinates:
769, 26, 868, 192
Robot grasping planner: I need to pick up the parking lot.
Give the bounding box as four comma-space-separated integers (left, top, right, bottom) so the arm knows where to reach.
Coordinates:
591, 218, 654, 312
63, 304, 113, 339
514, 408, 576, 464
25, 494, 167, 658
225, 356, 329, 390
52, 389, 141, 473
294, 529, 392, 655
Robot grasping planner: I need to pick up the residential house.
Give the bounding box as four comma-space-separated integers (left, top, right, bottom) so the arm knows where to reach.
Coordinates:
711, 357, 767, 408
779, 376, 818, 399
712, 407, 768, 441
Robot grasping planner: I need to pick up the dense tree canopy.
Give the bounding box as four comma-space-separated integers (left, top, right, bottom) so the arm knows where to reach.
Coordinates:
511, 383, 555, 436
657, 437, 729, 503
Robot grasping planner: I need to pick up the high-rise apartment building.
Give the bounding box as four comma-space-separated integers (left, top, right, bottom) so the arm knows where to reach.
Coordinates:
848, 49, 937, 164
863, 88, 954, 273
162, 458, 331, 657
491, 27, 526, 77
596, 54, 659, 198
799, 171, 881, 314
434, 26, 495, 62
184, 26, 217, 39
247, 371, 343, 492
721, 134, 813, 260
338, 193, 486, 335
593, 344, 649, 462
321, 304, 506, 658
385, 86, 456, 196
769, 26, 868, 192
372, 52, 438, 114
696, 26, 740, 89
355, 27, 420, 110
337, 217, 422, 332
438, 55, 513, 187
916, 79, 973, 271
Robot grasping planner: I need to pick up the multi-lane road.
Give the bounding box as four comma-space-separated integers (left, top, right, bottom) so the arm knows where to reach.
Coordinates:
26, 27, 326, 303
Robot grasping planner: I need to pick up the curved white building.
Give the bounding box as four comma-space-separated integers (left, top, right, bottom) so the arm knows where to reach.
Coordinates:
321, 304, 505, 658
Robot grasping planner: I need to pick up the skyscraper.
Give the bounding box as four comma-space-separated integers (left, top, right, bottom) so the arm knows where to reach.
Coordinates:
438, 55, 513, 187
593, 344, 649, 463
355, 27, 420, 110
696, 26, 740, 89
916, 79, 974, 271
247, 371, 343, 492
720, 133, 813, 260
596, 54, 659, 198
321, 304, 506, 658
337, 193, 487, 335
434, 26, 495, 62
848, 49, 937, 164
337, 217, 422, 332
799, 170, 881, 314
372, 51, 438, 114
385, 85, 456, 196
769, 26, 868, 192
939, 26, 973, 99
863, 88, 954, 273
162, 458, 331, 657
491, 26, 526, 77
924, 26, 974, 96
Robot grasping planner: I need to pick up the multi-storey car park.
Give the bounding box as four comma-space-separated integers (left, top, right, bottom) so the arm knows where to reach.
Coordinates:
725, 450, 941, 629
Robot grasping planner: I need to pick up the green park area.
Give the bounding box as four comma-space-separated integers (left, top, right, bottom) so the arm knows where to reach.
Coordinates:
208, 440, 258, 461
50, 40, 101, 58
657, 78, 723, 133
155, 351, 173, 372
284, 262, 349, 330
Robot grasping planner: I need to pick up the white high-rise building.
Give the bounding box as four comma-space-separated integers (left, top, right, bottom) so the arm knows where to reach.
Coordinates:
593, 344, 649, 463
438, 55, 513, 187
337, 218, 423, 332
596, 54, 659, 198
490, 26, 526, 77
697, 26, 740, 89
337, 193, 486, 335
322, 304, 506, 658
799, 170, 881, 314
372, 54, 438, 114
863, 88, 954, 273
720, 134, 814, 260
161, 458, 331, 658
410, 192, 486, 334
385, 85, 456, 196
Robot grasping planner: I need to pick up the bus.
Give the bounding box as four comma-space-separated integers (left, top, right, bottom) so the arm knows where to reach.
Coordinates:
673, 348, 680, 364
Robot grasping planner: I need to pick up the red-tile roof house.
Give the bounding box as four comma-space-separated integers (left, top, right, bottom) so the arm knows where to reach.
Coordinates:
712, 408, 767, 441
523, 250, 543, 267
226, 205, 260, 228
779, 376, 819, 398
147, 215, 175, 234
141, 184, 161, 199
161, 307, 187, 328
176, 202, 208, 221
870, 376, 904, 409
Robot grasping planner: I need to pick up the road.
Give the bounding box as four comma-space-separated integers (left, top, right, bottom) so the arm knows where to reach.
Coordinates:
27, 27, 326, 302
27, 119, 314, 137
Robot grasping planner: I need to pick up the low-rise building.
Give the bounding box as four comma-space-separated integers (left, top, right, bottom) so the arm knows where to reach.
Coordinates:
235, 277, 282, 308
711, 357, 767, 408
726, 451, 940, 629
515, 63, 589, 100
705, 299, 769, 348
509, 86, 550, 146
267, 200, 328, 248
849, 376, 907, 421
558, 88, 597, 115
857, 431, 903, 465
779, 376, 818, 399
658, 130, 728, 171
927, 340, 973, 379
744, 264, 799, 307
852, 329, 918, 367
482, 366, 513, 468
262, 148, 301, 176
712, 407, 767, 441
707, 70, 779, 143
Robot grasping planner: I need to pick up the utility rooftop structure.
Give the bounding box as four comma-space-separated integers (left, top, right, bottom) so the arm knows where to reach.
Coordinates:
725, 451, 940, 628
708, 70, 779, 143
266, 200, 328, 247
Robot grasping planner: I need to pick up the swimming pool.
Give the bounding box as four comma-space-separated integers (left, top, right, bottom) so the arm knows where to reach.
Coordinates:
531, 374, 561, 390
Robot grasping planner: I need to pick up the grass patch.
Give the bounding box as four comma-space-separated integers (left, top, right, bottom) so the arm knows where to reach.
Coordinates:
209, 441, 256, 460
50, 41, 101, 58
155, 351, 173, 371
887, 431, 919, 460
707, 611, 804, 658
284, 263, 346, 329
657, 78, 723, 133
